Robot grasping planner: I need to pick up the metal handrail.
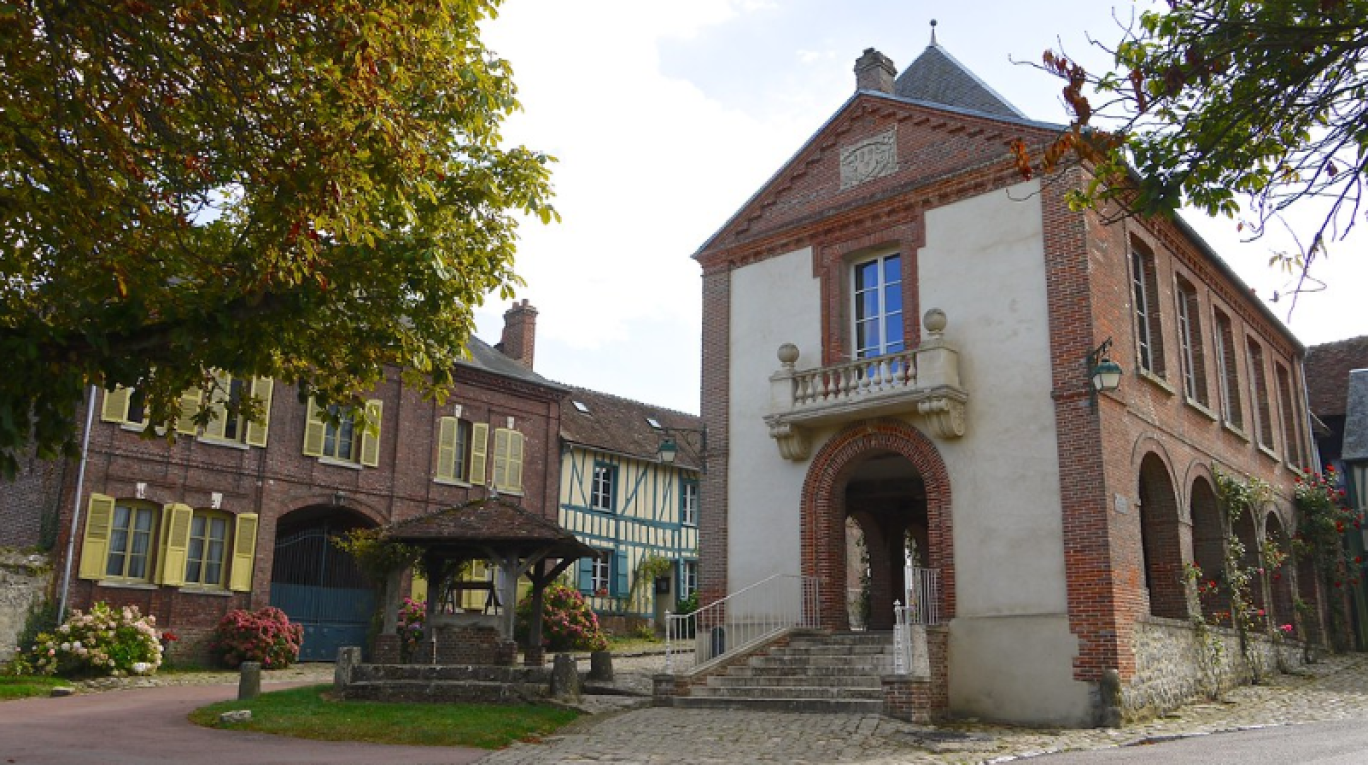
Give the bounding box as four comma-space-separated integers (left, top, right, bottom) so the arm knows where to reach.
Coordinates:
665, 574, 820, 673
904, 566, 941, 626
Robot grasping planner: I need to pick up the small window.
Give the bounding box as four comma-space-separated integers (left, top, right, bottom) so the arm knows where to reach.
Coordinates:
591, 552, 611, 594
302, 398, 382, 466
107, 502, 158, 581
572, 400, 590, 413
100, 386, 150, 428
185, 511, 231, 587
590, 463, 616, 512
680, 481, 699, 526
681, 560, 698, 598
646, 417, 662, 430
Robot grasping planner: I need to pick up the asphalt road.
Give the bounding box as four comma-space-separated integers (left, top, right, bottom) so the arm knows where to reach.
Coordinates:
0, 682, 486, 765
1033, 718, 1368, 764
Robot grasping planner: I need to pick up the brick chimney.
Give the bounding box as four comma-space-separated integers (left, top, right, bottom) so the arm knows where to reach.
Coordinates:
854, 48, 896, 94
498, 299, 538, 369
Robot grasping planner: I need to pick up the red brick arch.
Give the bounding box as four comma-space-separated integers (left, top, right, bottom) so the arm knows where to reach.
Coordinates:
801, 418, 953, 630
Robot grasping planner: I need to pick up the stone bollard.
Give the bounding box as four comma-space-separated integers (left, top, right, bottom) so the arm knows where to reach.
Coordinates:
335, 646, 362, 691
238, 661, 261, 701
549, 653, 581, 702
587, 650, 614, 682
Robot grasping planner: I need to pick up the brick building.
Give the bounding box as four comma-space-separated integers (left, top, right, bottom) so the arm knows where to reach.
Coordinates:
45, 301, 566, 661
691, 38, 1320, 726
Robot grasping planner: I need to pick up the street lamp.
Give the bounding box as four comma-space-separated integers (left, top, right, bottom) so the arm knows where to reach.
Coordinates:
656, 426, 707, 472
1087, 337, 1124, 407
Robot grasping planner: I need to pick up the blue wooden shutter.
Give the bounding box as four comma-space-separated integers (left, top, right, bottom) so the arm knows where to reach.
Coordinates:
577, 556, 594, 594
613, 550, 629, 597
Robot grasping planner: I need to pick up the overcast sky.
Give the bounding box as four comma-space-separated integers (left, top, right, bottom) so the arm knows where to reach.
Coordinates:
475, 0, 1367, 415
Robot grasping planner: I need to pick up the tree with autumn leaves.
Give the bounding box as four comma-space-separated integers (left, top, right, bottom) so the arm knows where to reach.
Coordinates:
0, 0, 556, 477
1018, 0, 1366, 284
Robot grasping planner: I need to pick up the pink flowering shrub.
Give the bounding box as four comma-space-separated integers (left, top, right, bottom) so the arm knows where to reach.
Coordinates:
514, 584, 608, 652
209, 607, 303, 669
28, 602, 163, 678
397, 597, 426, 661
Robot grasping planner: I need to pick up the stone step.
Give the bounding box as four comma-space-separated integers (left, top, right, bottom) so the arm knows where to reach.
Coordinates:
724, 664, 889, 679
788, 632, 891, 646
672, 695, 885, 714
693, 684, 884, 701
749, 655, 886, 669
708, 674, 881, 689
342, 679, 547, 704
769, 644, 890, 656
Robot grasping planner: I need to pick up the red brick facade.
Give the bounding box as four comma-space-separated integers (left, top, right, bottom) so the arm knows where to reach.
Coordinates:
695, 63, 1314, 721
37, 348, 563, 658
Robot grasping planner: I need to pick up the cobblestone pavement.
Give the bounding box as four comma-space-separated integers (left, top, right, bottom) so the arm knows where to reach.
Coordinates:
482, 653, 1368, 764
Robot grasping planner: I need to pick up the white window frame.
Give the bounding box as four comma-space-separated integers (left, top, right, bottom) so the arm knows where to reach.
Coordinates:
591, 553, 611, 594
680, 481, 699, 526
682, 560, 698, 598
106, 503, 158, 581
850, 251, 904, 359
184, 510, 231, 588
590, 463, 616, 512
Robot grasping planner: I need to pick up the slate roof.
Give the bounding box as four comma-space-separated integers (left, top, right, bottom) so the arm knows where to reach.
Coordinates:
457, 335, 564, 390
386, 496, 598, 559
560, 387, 704, 472
1305, 336, 1368, 417
893, 42, 1026, 119
1345, 369, 1368, 463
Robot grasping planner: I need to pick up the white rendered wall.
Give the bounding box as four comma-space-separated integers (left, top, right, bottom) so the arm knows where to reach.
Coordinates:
919, 180, 1090, 725
727, 247, 822, 593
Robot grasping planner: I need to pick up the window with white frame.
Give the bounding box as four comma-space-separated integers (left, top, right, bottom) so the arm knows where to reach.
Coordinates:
682, 560, 698, 598
590, 462, 616, 512
184, 510, 231, 587
1213, 310, 1243, 429
302, 398, 382, 466
105, 502, 158, 580
1131, 243, 1165, 376
591, 552, 611, 594
851, 252, 904, 358
680, 481, 699, 526
1175, 276, 1208, 405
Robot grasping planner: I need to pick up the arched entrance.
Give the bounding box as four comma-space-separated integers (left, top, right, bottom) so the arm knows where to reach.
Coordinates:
802, 420, 952, 632
270, 505, 377, 662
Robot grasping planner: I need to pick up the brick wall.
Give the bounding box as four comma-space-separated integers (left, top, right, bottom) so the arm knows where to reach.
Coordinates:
52, 363, 564, 640
0, 448, 67, 550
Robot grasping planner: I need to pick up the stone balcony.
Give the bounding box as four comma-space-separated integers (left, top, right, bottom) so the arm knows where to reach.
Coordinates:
765, 309, 968, 461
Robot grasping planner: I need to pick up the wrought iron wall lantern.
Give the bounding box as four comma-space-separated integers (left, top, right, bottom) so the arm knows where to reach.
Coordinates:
1088, 337, 1124, 407
657, 425, 707, 473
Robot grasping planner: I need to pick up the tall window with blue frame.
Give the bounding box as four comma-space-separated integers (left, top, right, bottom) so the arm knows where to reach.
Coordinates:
852, 252, 903, 358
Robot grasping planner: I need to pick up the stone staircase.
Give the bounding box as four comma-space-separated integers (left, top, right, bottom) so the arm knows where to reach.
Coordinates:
674, 631, 894, 713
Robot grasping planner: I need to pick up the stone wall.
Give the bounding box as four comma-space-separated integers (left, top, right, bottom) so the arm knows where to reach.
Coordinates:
1124, 616, 1305, 721
0, 550, 51, 662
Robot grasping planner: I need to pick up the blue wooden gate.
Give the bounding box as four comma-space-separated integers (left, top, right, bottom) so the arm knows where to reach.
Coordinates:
270, 526, 375, 662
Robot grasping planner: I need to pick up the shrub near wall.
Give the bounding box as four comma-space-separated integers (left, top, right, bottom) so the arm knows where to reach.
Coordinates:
26, 602, 163, 678
210, 607, 303, 669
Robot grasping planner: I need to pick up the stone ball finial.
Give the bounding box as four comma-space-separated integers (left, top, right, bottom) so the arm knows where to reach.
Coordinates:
777, 343, 800, 367
923, 308, 947, 335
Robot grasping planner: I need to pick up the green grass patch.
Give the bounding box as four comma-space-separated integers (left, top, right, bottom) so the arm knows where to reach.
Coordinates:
190, 685, 579, 748
0, 675, 68, 701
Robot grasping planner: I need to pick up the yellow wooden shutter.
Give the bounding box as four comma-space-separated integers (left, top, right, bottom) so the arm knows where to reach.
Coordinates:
78, 494, 117, 580
469, 423, 489, 486
228, 513, 259, 592
436, 417, 458, 481
507, 431, 525, 493
301, 397, 326, 457
491, 428, 510, 489
244, 377, 274, 447
158, 503, 193, 587
202, 373, 228, 439
175, 387, 203, 435
360, 399, 383, 467
100, 387, 130, 423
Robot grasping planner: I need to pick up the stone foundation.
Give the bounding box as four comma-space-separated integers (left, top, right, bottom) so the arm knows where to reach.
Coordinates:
1123, 616, 1306, 721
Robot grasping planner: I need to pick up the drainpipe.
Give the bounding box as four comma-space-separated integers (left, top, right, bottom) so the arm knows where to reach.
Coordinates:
57, 385, 99, 623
